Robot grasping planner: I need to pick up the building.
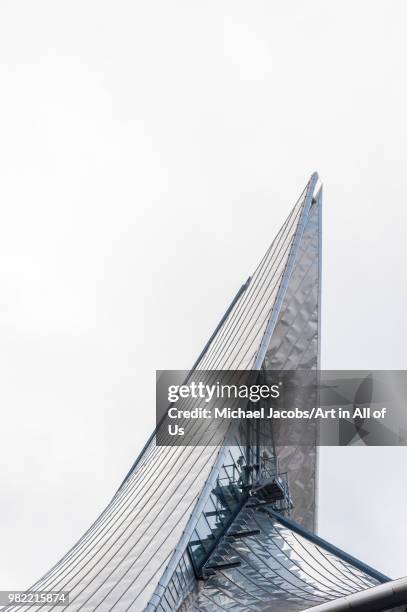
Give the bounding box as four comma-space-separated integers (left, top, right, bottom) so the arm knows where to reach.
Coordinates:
4, 173, 403, 612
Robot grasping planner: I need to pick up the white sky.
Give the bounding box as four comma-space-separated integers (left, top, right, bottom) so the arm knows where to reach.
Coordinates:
0, 0, 406, 589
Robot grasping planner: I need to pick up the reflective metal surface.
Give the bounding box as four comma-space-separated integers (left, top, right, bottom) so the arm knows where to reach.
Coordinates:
185, 503, 382, 612
264, 189, 322, 531
1, 174, 385, 612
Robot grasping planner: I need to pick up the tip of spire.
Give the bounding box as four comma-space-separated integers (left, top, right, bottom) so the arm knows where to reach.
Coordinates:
310, 172, 322, 198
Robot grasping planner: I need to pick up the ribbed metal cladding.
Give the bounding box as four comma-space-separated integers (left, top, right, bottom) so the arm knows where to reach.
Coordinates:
187, 503, 382, 612
2, 174, 386, 612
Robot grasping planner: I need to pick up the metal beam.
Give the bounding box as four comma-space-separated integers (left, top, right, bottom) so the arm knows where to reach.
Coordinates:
303, 575, 407, 612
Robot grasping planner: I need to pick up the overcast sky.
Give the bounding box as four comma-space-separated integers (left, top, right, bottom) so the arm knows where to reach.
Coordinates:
0, 0, 406, 590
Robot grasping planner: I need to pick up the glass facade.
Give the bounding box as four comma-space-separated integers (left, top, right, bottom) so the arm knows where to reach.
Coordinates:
2, 173, 394, 612
186, 506, 383, 611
